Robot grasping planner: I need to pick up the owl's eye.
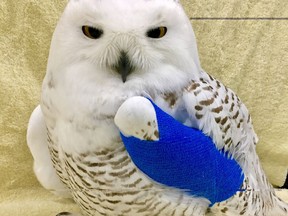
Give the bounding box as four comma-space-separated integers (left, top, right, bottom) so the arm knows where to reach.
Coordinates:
146, 27, 167, 39
82, 26, 103, 39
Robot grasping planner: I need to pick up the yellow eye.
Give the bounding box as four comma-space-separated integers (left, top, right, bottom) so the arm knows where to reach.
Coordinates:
82, 26, 103, 39
146, 27, 167, 39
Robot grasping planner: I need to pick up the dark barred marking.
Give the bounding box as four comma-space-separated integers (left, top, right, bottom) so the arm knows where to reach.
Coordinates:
65, 170, 84, 190
235, 142, 241, 148
94, 149, 113, 156
47, 135, 52, 144
64, 152, 72, 158
103, 178, 114, 184
50, 146, 58, 154
83, 191, 97, 200
163, 92, 178, 108
89, 170, 106, 176
182, 206, 189, 215
65, 160, 83, 180
195, 113, 203, 119
58, 175, 67, 184
79, 152, 89, 158
154, 130, 159, 138
141, 183, 154, 190
104, 189, 140, 197
84, 196, 115, 212
126, 196, 154, 206
220, 116, 228, 125
90, 207, 106, 216
215, 117, 221, 123
202, 86, 213, 91
110, 155, 129, 166
73, 192, 90, 205
171, 209, 177, 216
106, 199, 122, 204
109, 169, 129, 177
224, 95, 229, 104
120, 168, 137, 178
86, 176, 110, 186
223, 124, 231, 133
230, 103, 235, 112
111, 157, 131, 170
200, 98, 214, 106
200, 78, 207, 84
76, 164, 88, 174
137, 199, 155, 213
147, 201, 162, 212
143, 133, 153, 141
195, 105, 203, 111
80, 205, 91, 215
50, 157, 58, 166
186, 83, 200, 91
233, 111, 240, 119
225, 138, 232, 145
84, 161, 107, 167
50, 149, 59, 159
67, 161, 106, 188
154, 202, 171, 215
212, 106, 223, 113
121, 208, 132, 213
193, 90, 202, 96
240, 208, 246, 215
97, 153, 115, 161
221, 207, 228, 213
98, 203, 114, 212
81, 177, 92, 188
123, 178, 143, 188
208, 74, 214, 81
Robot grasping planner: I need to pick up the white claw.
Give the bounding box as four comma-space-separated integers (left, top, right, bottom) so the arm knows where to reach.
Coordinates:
114, 96, 159, 141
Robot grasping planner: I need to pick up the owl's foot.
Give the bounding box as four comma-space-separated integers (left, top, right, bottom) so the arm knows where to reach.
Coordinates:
56, 212, 81, 216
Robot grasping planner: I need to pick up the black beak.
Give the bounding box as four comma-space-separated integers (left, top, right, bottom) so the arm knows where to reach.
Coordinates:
114, 51, 134, 83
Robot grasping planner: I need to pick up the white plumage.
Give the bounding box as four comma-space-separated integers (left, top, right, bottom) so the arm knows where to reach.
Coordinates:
27, 0, 288, 215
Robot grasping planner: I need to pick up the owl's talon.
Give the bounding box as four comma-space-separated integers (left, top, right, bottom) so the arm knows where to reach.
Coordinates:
56, 212, 73, 216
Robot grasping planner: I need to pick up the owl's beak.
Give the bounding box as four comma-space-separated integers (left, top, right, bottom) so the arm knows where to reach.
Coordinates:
114, 51, 134, 83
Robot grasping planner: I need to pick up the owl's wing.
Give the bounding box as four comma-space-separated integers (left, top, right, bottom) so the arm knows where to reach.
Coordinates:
27, 105, 71, 197
181, 71, 258, 158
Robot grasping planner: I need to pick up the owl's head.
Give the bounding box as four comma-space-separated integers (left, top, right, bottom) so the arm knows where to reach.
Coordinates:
47, 0, 201, 94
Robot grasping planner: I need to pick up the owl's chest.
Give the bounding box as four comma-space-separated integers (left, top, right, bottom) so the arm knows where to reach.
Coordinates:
47, 131, 202, 216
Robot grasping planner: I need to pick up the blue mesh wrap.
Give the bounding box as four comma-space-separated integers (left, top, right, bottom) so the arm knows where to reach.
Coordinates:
120, 99, 244, 206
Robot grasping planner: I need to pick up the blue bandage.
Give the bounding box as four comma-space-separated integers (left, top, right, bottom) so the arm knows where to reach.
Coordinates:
120, 99, 244, 206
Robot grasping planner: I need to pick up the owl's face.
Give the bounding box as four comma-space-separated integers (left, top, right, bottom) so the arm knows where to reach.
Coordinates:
48, 0, 201, 94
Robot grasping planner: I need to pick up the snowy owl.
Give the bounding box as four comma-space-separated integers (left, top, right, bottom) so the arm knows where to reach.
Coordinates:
27, 0, 288, 215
